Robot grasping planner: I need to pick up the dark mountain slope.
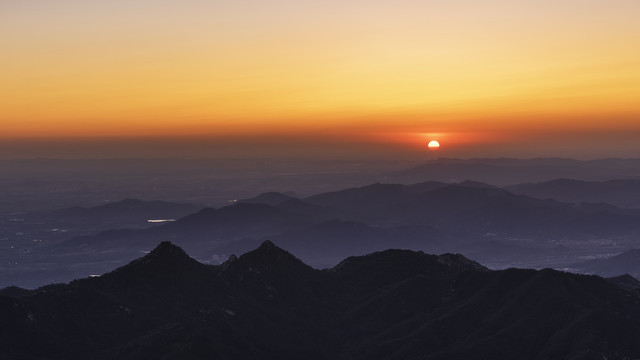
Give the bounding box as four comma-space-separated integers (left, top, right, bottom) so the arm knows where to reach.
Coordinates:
220, 239, 318, 287
360, 269, 640, 360
0, 242, 332, 360
2, 242, 640, 360
607, 274, 640, 292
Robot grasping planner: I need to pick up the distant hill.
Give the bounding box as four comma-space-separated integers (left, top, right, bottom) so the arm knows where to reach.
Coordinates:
1, 241, 639, 359
305, 181, 447, 209
24, 198, 201, 229
390, 157, 640, 186
58, 202, 310, 254
506, 179, 640, 208
304, 182, 640, 238
569, 249, 640, 279
239, 191, 296, 206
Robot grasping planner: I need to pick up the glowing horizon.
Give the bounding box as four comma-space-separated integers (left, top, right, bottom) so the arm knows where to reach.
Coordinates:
2, 0, 640, 158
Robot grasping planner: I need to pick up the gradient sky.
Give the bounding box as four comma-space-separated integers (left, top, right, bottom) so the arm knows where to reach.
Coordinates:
2, 0, 640, 159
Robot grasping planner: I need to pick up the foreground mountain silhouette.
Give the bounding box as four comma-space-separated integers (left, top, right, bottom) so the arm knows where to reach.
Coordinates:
2, 241, 640, 359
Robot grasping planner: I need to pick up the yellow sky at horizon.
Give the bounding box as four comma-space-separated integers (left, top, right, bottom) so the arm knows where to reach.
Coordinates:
2, 0, 640, 157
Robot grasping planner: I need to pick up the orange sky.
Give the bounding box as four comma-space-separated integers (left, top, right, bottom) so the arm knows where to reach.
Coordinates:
2, 0, 640, 158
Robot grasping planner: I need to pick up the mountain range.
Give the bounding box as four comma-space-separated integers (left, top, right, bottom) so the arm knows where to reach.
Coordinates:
5, 179, 640, 288
568, 249, 640, 279
506, 179, 640, 209
22, 198, 201, 231
390, 158, 640, 186
1, 241, 639, 359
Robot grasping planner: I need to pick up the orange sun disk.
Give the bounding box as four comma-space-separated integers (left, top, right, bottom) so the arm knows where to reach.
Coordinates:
428, 140, 440, 150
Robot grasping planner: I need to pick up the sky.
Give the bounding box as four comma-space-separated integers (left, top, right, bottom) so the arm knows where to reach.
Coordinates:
2, 0, 640, 159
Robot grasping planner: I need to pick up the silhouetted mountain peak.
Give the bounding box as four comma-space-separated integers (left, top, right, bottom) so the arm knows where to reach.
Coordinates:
128, 241, 203, 271
260, 239, 276, 248
103, 241, 206, 283
146, 241, 191, 261
223, 240, 313, 277
245, 240, 305, 265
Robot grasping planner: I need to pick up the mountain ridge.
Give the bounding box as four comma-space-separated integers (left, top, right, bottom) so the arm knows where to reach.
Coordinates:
9, 178, 640, 289
2, 241, 640, 359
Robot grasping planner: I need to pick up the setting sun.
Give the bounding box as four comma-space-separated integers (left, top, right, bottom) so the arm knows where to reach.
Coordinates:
428, 140, 440, 150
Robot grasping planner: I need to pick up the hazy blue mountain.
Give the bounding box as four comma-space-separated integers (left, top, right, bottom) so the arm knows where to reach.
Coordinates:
1, 241, 639, 359
305, 182, 640, 238
275, 197, 334, 221
4, 157, 640, 214
574, 201, 640, 217
239, 191, 296, 206
398, 185, 640, 237
0, 199, 202, 265
58, 202, 311, 253
0, 157, 392, 213
305, 181, 447, 211
390, 157, 640, 186
570, 249, 640, 279
25, 198, 200, 227
506, 178, 640, 208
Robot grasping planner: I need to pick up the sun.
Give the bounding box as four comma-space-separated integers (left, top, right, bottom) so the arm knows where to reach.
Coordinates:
427, 140, 440, 150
